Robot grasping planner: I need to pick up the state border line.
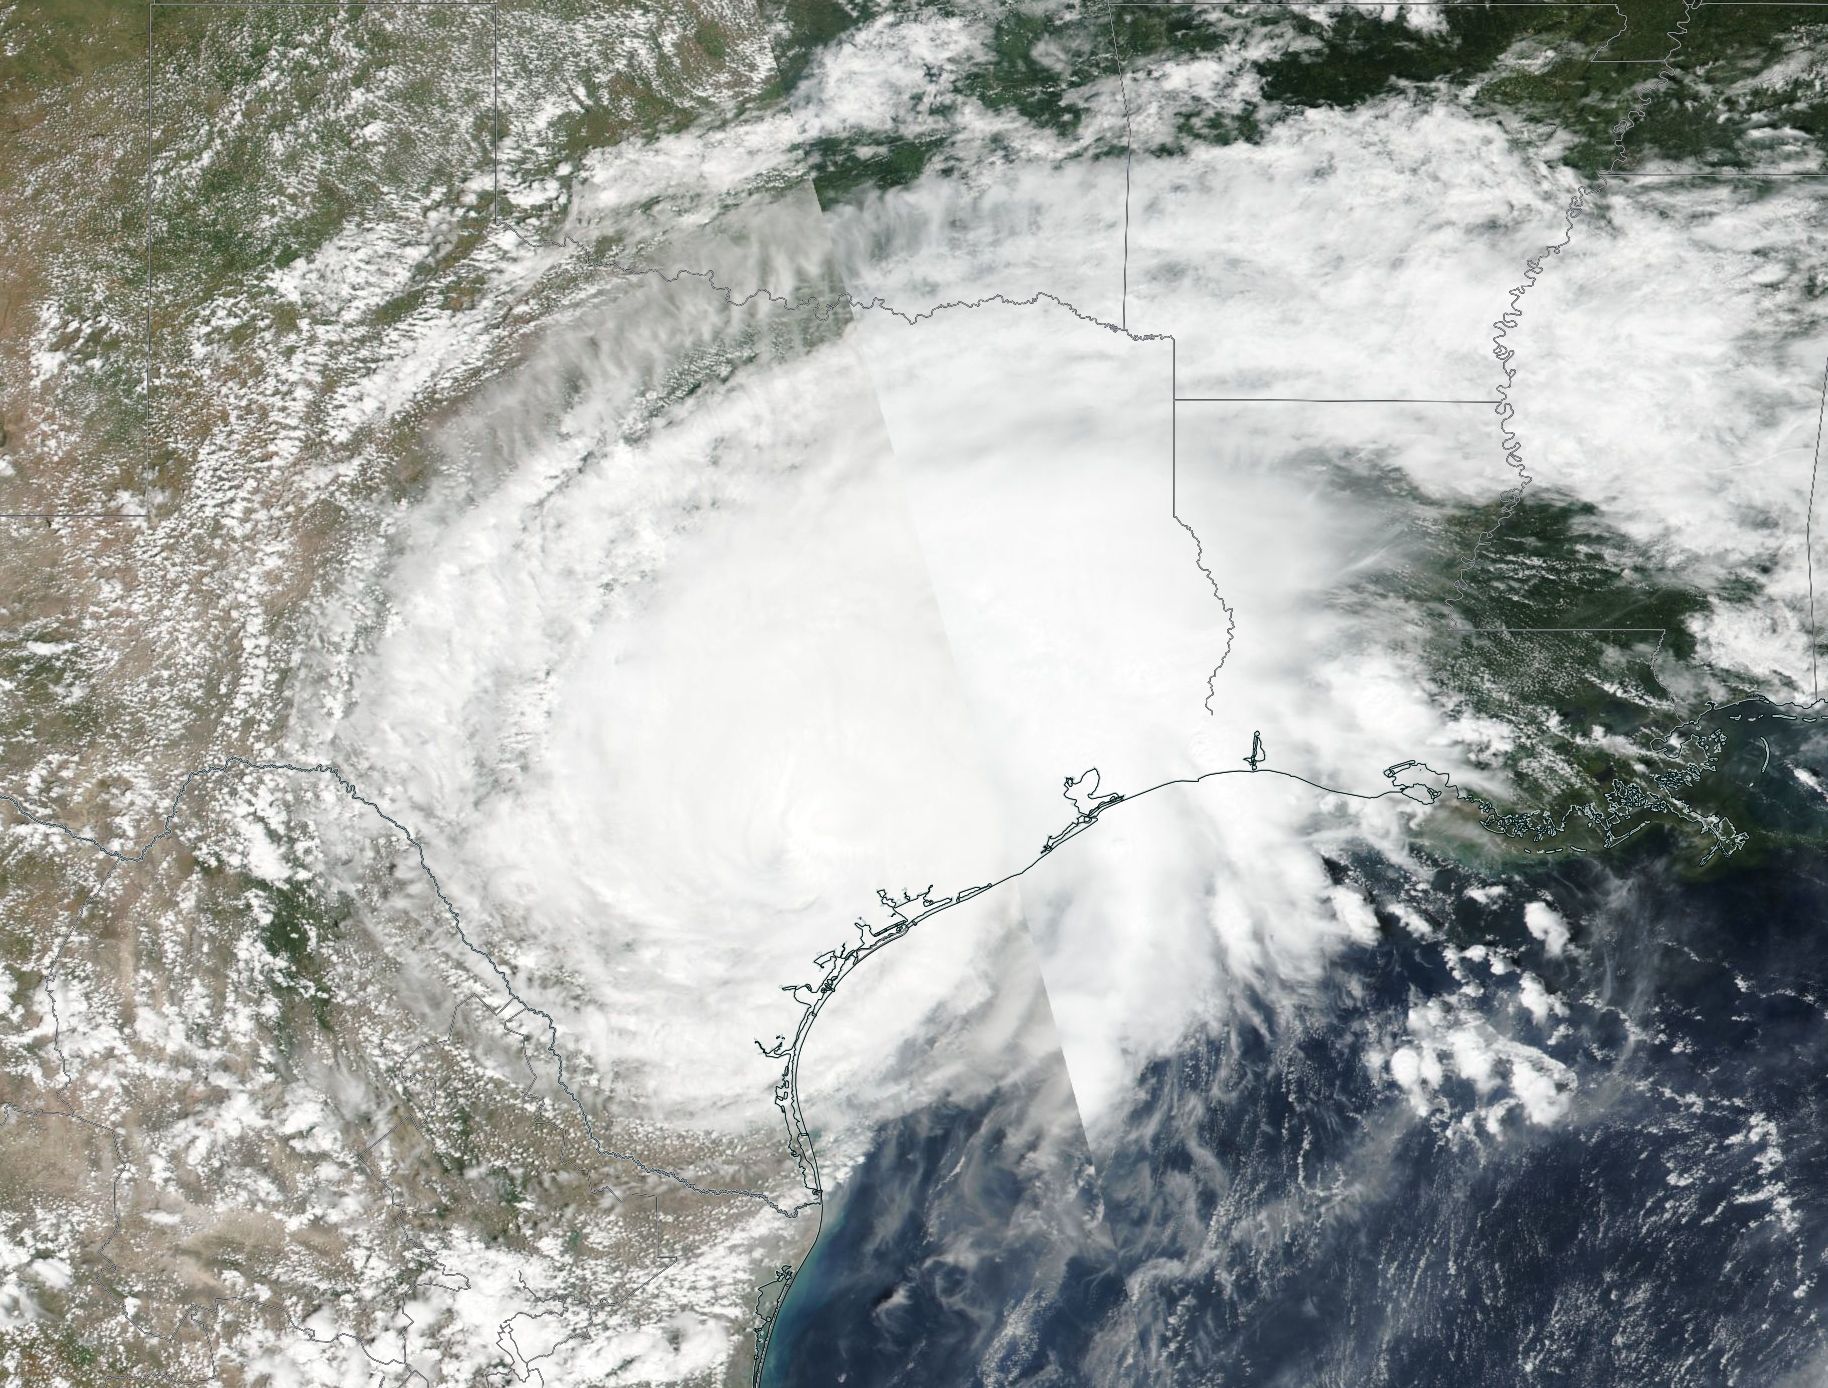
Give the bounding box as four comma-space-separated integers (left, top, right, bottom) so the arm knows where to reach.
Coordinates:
1109, 2, 1619, 7
1807, 358, 1828, 701
0, 757, 808, 1216
1176, 395, 1500, 403
1463, 626, 1670, 655
17, 0, 1793, 1374
1107, 2, 1622, 8
752, 752, 1435, 1386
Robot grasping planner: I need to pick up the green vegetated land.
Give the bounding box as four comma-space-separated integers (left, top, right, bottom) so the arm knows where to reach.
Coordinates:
1407, 488, 1790, 869
780, 0, 1828, 203
254, 877, 352, 1040
1160, 0, 1828, 172
148, 5, 497, 305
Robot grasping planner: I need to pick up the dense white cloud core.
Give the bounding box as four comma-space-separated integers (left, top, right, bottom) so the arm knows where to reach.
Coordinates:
314, 75, 1828, 1171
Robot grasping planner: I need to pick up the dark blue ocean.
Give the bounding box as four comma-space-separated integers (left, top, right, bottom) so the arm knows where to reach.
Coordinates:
765, 719, 1828, 1386
762, 1082, 1129, 1387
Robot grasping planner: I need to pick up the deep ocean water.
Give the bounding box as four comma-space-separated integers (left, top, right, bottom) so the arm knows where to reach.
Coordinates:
773, 714, 1828, 1386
